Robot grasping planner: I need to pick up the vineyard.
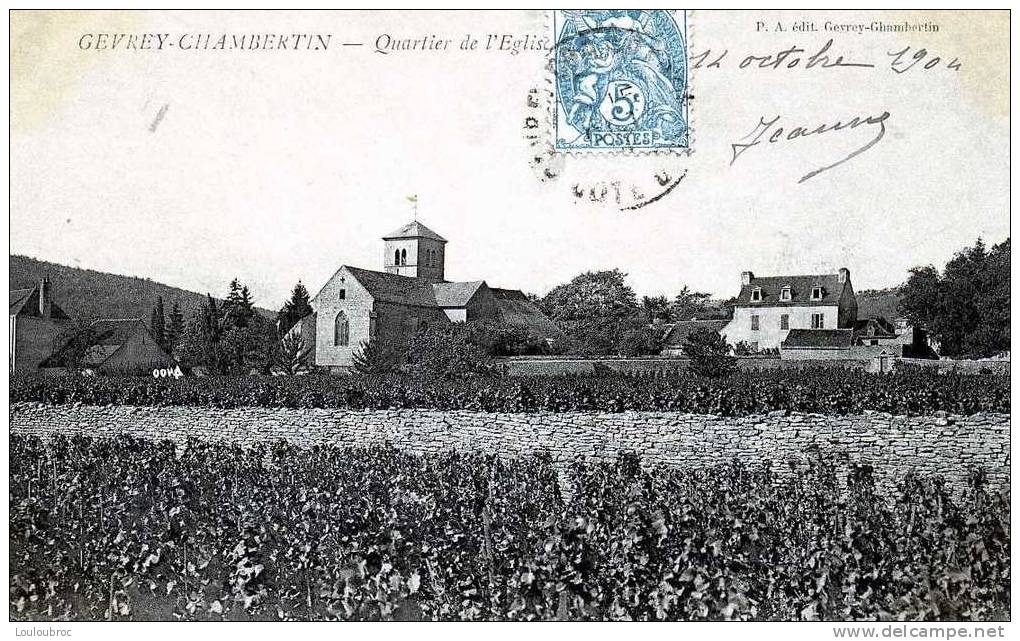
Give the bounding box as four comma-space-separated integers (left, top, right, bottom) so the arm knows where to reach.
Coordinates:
10, 367, 1009, 415
10, 434, 1009, 621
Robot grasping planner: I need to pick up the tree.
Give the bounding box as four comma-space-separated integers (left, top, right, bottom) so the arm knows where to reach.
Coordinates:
406, 323, 494, 379
670, 286, 713, 321
49, 303, 101, 372
176, 282, 279, 374
900, 238, 1010, 358
223, 278, 255, 330
463, 320, 550, 357
278, 281, 314, 335
176, 294, 224, 372
540, 269, 648, 355
641, 295, 671, 323
683, 327, 736, 378
541, 269, 639, 322
617, 318, 663, 356
165, 300, 185, 355
351, 337, 404, 376
149, 296, 166, 351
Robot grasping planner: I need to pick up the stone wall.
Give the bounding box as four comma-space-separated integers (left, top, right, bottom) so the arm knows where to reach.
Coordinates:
9, 403, 1009, 496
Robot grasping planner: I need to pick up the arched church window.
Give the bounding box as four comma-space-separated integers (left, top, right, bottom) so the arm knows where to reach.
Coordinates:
400, 249, 407, 265
394, 249, 401, 266
334, 311, 350, 346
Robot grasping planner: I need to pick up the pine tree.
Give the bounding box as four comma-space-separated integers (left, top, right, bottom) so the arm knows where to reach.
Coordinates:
224, 278, 255, 330
150, 296, 166, 350
165, 300, 185, 355
278, 280, 313, 334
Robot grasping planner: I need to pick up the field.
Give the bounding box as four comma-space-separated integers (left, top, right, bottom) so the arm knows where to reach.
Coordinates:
10, 434, 1009, 622
10, 367, 1010, 415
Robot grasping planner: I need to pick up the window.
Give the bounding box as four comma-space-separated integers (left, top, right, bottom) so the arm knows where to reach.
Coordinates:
334, 311, 350, 346
750, 314, 759, 331
400, 249, 407, 265
394, 249, 400, 265
751, 287, 762, 302
338, 289, 346, 300
811, 313, 824, 329
780, 314, 789, 330
811, 286, 823, 300
369, 312, 377, 338
870, 339, 879, 346
780, 286, 791, 301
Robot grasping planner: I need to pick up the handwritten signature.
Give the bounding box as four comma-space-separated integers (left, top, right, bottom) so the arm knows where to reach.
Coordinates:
730, 111, 891, 183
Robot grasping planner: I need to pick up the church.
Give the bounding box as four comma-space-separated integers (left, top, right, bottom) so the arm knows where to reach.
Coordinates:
295, 220, 563, 371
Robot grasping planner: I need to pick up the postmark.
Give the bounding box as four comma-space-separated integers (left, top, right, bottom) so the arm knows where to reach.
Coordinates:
553, 10, 689, 152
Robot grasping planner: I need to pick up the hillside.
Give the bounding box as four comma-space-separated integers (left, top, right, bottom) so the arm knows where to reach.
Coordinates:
9, 255, 272, 322
856, 287, 903, 321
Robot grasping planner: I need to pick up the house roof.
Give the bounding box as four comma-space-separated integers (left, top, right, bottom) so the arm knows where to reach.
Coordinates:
433, 281, 486, 307
91, 319, 148, 346
853, 317, 897, 339
736, 274, 848, 307
9, 285, 70, 319
42, 318, 155, 368
382, 221, 447, 243
782, 329, 854, 349
661, 319, 729, 346
490, 288, 565, 341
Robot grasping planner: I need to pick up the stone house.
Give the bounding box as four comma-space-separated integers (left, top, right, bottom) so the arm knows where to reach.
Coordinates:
9, 278, 71, 373
299, 221, 563, 371
721, 268, 858, 352
42, 318, 177, 375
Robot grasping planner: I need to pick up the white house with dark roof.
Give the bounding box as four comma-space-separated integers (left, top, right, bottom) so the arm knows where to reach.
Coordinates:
720, 268, 858, 352
301, 220, 564, 371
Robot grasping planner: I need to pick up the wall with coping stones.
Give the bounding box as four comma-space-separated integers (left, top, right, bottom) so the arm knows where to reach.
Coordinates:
9, 403, 1010, 496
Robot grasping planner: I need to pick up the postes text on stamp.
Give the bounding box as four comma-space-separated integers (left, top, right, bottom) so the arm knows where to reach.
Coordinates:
553, 10, 689, 152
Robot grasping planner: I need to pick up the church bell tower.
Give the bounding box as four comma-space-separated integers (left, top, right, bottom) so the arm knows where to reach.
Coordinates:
382, 221, 447, 282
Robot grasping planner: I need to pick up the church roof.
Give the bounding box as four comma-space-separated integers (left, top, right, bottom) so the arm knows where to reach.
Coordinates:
382, 221, 447, 243
490, 288, 566, 341
344, 267, 439, 307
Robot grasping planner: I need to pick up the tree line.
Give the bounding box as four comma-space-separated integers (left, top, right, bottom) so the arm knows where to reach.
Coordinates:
98, 235, 1011, 376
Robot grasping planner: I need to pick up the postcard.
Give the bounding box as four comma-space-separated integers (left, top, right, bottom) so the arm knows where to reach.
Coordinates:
8, 9, 1010, 632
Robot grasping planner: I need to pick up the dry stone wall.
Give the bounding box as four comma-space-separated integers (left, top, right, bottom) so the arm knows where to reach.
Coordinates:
9, 403, 1009, 496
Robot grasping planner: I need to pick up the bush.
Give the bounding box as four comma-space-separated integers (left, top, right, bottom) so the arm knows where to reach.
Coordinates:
684, 327, 736, 378
9, 435, 1009, 621
9, 367, 1010, 416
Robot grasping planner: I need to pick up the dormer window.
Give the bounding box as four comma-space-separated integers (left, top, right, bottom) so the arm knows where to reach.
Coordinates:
780, 286, 791, 301
811, 286, 823, 300
750, 287, 763, 302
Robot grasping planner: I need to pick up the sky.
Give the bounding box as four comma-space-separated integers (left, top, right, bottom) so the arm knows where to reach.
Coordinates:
10, 10, 1009, 310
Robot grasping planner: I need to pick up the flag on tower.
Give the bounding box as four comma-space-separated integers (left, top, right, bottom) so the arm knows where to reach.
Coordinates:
406, 194, 418, 203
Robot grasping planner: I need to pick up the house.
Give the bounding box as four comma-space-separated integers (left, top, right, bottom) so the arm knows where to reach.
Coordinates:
720, 268, 858, 352
659, 319, 729, 356
9, 278, 71, 373
42, 318, 176, 375
298, 220, 564, 371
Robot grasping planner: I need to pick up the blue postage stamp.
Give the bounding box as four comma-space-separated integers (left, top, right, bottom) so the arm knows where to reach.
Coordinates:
553, 10, 689, 152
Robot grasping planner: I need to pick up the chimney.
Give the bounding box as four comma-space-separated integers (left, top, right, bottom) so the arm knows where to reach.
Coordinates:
838, 267, 850, 283
740, 271, 754, 286
38, 277, 52, 318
